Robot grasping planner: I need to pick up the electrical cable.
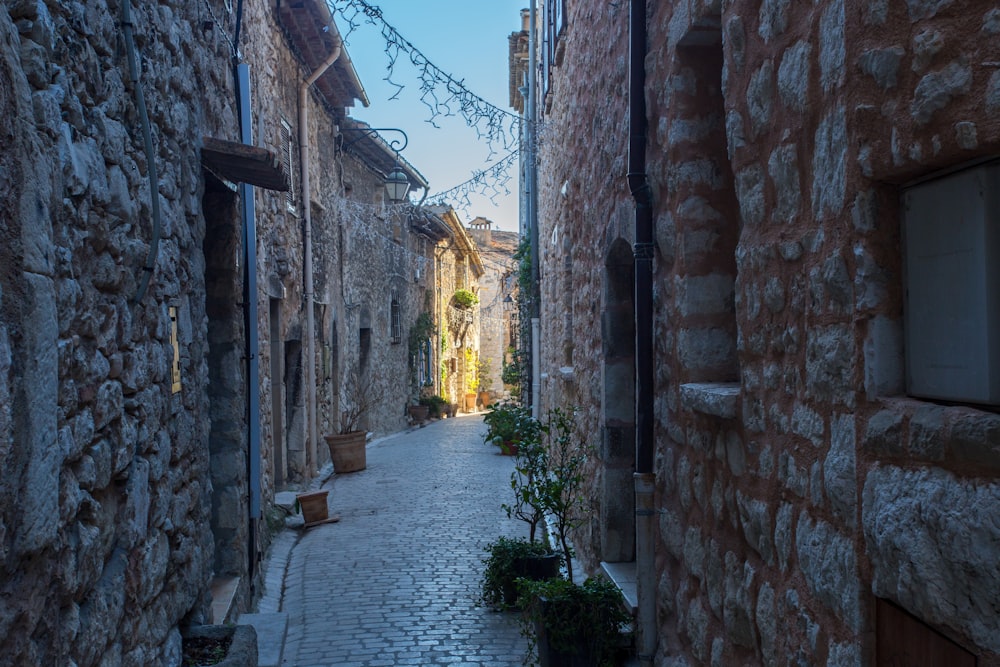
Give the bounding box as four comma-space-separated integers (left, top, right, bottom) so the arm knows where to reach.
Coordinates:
121, 1, 162, 305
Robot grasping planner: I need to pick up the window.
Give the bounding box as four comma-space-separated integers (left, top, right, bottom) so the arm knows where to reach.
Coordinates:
279, 119, 296, 214
390, 292, 401, 344
902, 161, 1000, 405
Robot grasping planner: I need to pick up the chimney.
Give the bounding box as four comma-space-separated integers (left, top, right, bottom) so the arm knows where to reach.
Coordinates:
521, 8, 530, 32
468, 217, 493, 247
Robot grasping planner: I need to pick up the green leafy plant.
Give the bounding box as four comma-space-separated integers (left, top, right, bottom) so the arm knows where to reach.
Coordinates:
479, 536, 559, 610
539, 407, 588, 582
464, 347, 478, 392
500, 409, 547, 542
452, 288, 479, 308
516, 576, 630, 667
418, 394, 447, 418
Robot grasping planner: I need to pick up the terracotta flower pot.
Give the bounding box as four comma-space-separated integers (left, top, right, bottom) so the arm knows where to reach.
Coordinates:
408, 404, 430, 422
325, 431, 367, 473
296, 490, 329, 525
464, 392, 478, 412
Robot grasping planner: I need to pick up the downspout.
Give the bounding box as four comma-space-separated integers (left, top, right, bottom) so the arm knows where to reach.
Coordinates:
627, 0, 656, 665
527, 0, 540, 419
300, 41, 343, 477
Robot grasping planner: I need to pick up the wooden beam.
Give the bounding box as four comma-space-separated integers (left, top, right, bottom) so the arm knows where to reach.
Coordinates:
200, 136, 290, 191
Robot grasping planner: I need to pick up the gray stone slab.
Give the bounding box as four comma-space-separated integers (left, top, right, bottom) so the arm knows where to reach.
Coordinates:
238, 613, 287, 667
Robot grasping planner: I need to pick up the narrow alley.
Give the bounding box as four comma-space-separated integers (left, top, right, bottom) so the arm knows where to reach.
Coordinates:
256, 415, 528, 666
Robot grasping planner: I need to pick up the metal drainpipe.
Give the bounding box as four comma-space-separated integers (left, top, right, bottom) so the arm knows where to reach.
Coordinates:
627, 0, 657, 664
527, 0, 540, 419
300, 41, 343, 478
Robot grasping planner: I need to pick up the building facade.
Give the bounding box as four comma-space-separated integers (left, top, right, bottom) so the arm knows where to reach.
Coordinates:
467, 218, 519, 403
0, 0, 450, 664
528, 1, 1000, 665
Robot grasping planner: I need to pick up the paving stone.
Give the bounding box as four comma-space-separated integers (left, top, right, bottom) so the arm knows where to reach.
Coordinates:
264, 416, 529, 666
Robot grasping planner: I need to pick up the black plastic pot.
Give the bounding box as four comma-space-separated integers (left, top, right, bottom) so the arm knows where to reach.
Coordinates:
501, 553, 562, 608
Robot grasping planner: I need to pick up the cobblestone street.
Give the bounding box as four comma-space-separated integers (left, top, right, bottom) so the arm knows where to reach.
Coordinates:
261, 415, 529, 666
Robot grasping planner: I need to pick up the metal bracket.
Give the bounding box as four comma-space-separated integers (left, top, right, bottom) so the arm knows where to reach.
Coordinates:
339, 126, 408, 153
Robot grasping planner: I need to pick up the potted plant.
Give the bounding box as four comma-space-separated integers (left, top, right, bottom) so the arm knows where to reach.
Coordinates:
294, 489, 331, 526
182, 623, 258, 667
464, 348, 479, 412
535, 407, 589, 582
516, 576, 630, 667
476, 357, 493, 408
407, 312, 436, 421
324, 370, 377, 473
483, 401, 530, 455
480, 536, 562, 610
452, 288, 479, 309
419, 394, 447, 419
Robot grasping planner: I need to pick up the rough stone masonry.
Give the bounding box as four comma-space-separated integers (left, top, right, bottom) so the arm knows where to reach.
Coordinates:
532, 0, 1000, 664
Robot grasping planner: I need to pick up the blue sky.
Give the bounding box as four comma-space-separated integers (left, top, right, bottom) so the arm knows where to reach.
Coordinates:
333, 0, 525, 232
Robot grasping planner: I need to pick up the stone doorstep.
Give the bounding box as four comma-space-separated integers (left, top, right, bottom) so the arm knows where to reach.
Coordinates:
210, 576, 240, 625
237, 613, 288, 667
601, 560, 639, 616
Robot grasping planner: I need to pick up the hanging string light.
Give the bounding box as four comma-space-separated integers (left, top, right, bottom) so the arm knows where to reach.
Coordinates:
328, 0, 523, 155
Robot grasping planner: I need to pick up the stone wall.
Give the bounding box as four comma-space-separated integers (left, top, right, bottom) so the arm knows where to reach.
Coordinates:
0, 0, 427, 662
0, 0, 237, 663
470, 228, 519, 401
536, 0, 1000, 664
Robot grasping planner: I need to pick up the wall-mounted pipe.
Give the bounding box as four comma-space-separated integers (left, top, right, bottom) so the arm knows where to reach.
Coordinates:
628, 0, 657, 664
300, 41, 343, 477
121, 1, 162, 304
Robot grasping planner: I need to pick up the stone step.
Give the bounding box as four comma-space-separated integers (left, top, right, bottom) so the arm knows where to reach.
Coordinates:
238, 612, 288, 667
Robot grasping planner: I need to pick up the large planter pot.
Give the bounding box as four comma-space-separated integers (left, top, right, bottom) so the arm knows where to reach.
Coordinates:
408, 404, 430, 423
182, 624, 258, 667
296, 490, 329, 525
478, 391, 491, 408
499, 440, 519, 456
325, 431, 367, 473
464, 392, 478, 412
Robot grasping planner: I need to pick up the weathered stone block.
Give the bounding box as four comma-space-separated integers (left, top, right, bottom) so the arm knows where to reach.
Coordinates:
796, 512, 861, 631
758, 0, 790, 43
805, 325, 854, 405
858, 47, 904, 89
747, 61, 774, 138
911, 63, 971, 125
723, 551, 756, 648
819, 0, 845, 91
811, 106, 847, 220
864, 409, 905, 457
907, 404, 945, 461
825, 414, 857, 528
949, 410, 1000, 470
778, 41, 811, 112
905, 0, 954, 21
791, 403, 823, 446
756, 582, 777, 664
735, 164, 764, 227
863, 465, 1000, 653
768, 144, 800, 224
736, 490, 773, 564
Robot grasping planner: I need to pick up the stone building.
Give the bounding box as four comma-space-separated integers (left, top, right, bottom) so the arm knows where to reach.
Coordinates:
526, 1, 1000, 665
0, 0, 435, 664
427, 205, 485, 411
467, 217, 519, 403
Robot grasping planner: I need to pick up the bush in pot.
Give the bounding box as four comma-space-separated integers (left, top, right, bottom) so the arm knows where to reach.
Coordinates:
479, 536, 562, 610
483, 401, 533, 455
516, 576, 630, 667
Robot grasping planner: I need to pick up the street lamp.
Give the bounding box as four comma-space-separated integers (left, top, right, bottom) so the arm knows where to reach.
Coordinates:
384, 164, 411, 202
